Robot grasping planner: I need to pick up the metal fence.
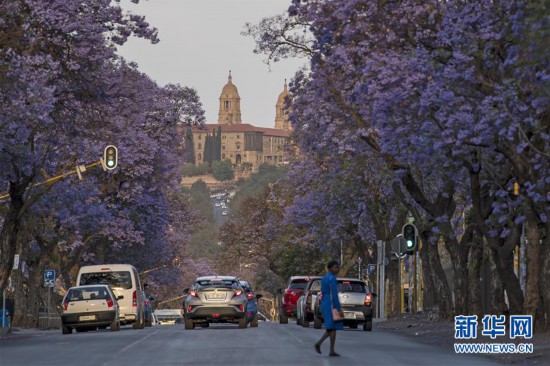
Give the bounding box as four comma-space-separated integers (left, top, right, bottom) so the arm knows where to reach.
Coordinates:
38, 312, 61, 329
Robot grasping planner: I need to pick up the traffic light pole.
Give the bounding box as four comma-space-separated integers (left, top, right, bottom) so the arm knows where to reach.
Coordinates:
0, 161, 103, 201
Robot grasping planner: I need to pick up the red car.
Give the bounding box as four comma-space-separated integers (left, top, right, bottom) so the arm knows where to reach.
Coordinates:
278, 276, 316, 324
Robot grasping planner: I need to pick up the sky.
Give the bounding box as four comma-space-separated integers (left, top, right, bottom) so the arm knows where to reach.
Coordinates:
117, 0, 305, 127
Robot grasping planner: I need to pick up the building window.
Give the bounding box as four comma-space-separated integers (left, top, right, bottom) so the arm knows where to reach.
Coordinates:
198, 134, 202, 140
223, 135, 226, 139
198, 153, 202, 161
236, 135, 240, 139
198, 143, 202, 150
236, 143, 241, 152
222, 144, 226, 151
222, 153, 226, 159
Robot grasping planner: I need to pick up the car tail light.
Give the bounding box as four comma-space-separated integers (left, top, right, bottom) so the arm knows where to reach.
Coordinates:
189, 289, 199, 298
107, 298, 114, 308
133, 290, 137, 307
187, 305, 194, 313
234, 289, 243, 297
365, 294, 373, 305
306, 294, 312, 304
246, 292, 253, 300
238, 305, 244, 312
319, 293, 323, 300
63, 299, 69, 311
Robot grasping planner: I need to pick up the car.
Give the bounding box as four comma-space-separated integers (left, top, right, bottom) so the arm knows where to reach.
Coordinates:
239, 280, 262, 327
215, 202, 221, 207
313, 277, 374, 331
61, 285, 121, 334
183, 276, 248, 329
77, 264, 145, 329
278, 276, 316, 324
222, 211, 228, 216
296, 276, 322, 327
154, 309, 183, 325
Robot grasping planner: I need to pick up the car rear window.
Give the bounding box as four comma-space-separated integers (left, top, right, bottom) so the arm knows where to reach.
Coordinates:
195, 279, 239, 289
338, 281, 366, 293
289, 280, 308, 290
66, 287, 111, 301
79, 271, 133, 290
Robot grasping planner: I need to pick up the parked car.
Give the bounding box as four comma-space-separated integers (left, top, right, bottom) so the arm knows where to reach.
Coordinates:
154, 309, 183, 325
183, 276, 248, 329
222, 211, 228, 216
61, 285, 121, 334
313, 278, 374, 331
296, 276, 322, 327
279, 276, 316, 324
239, 280, 262, 327
77, 264, 145, 329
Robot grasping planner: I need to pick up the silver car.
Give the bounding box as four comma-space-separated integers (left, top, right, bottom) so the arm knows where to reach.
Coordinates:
183, 276, 248, 329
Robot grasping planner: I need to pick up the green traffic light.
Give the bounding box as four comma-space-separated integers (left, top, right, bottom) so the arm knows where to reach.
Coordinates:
406, 240, 413, 248
107, 160, 114, 167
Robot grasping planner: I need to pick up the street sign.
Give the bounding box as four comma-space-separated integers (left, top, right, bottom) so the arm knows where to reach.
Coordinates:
44, 269, 55, 286
13, 255, 20, 270
368, 264, 376, 274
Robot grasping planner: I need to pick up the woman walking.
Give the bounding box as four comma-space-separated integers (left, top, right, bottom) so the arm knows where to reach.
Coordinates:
314, 260, 343, 357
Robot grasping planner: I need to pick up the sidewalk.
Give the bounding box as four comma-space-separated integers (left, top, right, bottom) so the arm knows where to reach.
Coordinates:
377, 313, 550, 365
0, 327, 59, 341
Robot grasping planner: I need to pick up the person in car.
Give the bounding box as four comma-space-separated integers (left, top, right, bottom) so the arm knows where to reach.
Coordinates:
314, 259, 343, 357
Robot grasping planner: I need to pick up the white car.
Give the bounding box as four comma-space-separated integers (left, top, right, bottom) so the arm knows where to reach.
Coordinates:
154, 309, 183, 325
77, 264, 145, 329
222, 211, 228, 216
61, 285, 121, 334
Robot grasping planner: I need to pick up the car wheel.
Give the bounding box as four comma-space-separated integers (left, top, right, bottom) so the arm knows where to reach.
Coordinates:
313, 314, 322, 329
62, 326, 72, 335
302, 319, 310, 328
184, 318, 195, 330
279, 313, 288, 324
349, 323, 358, 329
238, 317, 248, 329
250, 316, 258, 328
297, 318, 302, 326
111, 318, 120, 331
363, 320, 373, 331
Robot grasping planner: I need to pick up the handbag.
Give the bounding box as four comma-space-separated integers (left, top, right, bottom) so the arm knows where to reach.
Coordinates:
330, 278, 344, 321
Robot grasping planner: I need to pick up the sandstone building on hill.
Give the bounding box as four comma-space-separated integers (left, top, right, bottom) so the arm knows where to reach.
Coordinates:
190, 72, 291, 171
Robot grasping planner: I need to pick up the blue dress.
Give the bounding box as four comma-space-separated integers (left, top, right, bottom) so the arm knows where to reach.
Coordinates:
321, 272, 343, 330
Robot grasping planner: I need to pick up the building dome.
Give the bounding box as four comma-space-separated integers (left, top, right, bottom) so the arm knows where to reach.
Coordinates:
221, 71, 239, 97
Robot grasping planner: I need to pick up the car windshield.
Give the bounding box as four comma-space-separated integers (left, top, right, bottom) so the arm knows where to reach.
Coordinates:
239, 281, 252, 292
310, 280, 321, 292
66, 287, 111, 301
195, 279, 239, 290
79, 271, 132, 290
289, 280, 308, 290
338, 281, 366, 293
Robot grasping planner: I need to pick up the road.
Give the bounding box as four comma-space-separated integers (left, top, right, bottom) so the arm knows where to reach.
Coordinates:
0, 322, 496, 366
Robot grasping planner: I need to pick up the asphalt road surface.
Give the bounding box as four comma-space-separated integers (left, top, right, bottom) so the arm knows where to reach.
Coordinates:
0, 322, 497, 366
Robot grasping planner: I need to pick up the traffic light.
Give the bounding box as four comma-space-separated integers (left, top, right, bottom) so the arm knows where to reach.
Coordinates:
103, 145, 118, 170
402, 223, 418, 253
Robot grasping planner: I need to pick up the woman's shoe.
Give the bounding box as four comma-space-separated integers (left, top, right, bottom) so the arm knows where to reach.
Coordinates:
314, 344, 322, 354
329, 352, 340, 357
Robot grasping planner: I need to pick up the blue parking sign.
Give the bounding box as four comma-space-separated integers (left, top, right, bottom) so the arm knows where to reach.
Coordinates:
44, 269, 55, 285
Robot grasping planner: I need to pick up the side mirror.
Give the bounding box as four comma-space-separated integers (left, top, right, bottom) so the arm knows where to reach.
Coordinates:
276, 288, 283, 294
117, 295, 124, 300
370, 292, 377, 297
183, 288, 190, 295
256, 294, 263, 300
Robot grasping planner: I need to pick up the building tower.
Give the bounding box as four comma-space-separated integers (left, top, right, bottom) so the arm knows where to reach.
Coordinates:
274, 80, 291, 131
218, 71, 242, 125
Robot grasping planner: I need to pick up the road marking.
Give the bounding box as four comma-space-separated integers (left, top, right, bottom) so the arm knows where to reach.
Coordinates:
101, 330, 159, 366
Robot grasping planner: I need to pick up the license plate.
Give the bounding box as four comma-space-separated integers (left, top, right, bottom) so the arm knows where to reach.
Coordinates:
344, 312, 356, 319
206, 293, 225, 299
79, 315, 96, 321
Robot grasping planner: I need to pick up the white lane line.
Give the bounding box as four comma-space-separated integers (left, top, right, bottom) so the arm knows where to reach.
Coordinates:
102, 330, 159, 366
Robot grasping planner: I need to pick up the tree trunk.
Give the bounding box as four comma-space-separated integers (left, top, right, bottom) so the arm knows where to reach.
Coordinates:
419, 240, 436, 309
486, 247, 506, 315
0, 186, 25, 292
467, 228, 483, 317
540, 221, 550, 331
524, 209, 542, 326
422, 232, 453, 319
